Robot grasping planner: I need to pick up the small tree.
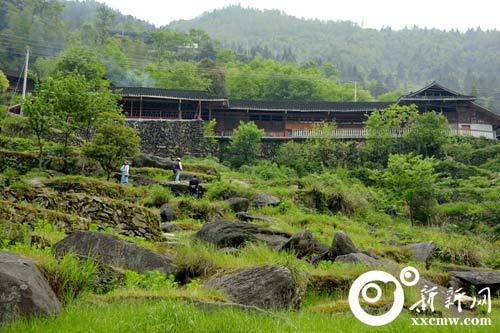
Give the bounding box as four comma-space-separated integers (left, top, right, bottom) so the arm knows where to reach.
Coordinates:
405, 111, 449, 157
378, 153, 438, 224
0, 70, 8, 94
0, 70, 8, 118
228, 121, 264, 168
22, 95, 55, 167
83, 112, 140, 180
365, 104, 418, 164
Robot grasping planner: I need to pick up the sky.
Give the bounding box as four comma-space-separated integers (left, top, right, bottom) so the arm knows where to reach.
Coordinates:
94, 0, 500, 31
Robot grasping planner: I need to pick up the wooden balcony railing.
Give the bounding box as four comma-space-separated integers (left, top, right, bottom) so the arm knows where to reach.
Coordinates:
214, 127, 496, 139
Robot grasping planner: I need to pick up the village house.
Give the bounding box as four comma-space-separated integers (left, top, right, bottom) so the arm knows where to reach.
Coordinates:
119, 82, 500, 139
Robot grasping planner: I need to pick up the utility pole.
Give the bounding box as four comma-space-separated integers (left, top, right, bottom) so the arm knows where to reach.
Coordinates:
354, 80, 357, 102
21, 46, 30, 116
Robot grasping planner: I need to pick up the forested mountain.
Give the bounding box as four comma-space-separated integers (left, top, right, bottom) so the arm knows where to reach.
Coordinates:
1, 1, 500, 108
170, 5, 500, 110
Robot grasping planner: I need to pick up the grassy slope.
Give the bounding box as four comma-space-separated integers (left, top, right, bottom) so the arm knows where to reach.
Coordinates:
1, 135, 499, 332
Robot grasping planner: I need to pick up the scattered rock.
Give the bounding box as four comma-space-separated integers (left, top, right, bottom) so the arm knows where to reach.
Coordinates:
312, 231, 358, 263
0, 252, 61, 324
160, 223, 182, 233
402, 241, 436, 263
280, 230, 329, 259
330, 231, 358, 257
449, 269, 500, 295
54, 231, 178, 277
235, 212, 275, 223
161, 181, 204, 197
160, 203, 180, 222
252, 193, 280, 207
132, 154, 173, 170
202, 265, 304, 309
195, 220, 291, 249
226, 197, 250, 212
131, 174, 158, 186
335, 253, 380, 267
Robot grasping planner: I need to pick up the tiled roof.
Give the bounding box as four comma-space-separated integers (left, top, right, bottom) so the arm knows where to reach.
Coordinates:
229, 100, 394, 112
116, 87, 227, 101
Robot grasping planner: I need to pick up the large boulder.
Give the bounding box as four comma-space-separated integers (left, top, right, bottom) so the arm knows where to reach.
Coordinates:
252, 193, 281, 207
54, 231, 178, 276
313, 231, 358, 263
402, 241, 436, 263
280, 230, 329, 259
132, 154, 174, 170
160, 203, 179, 222
226, 197, 250, 212
330, 231, 358, 257
449, 269, 500, 295
202, 265, 304, 309
0, 252, 61, 324
195, 220, 291, 249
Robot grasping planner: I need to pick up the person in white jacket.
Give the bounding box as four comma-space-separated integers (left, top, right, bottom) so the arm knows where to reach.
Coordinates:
173, 157, 183, 182
120, 160, 130, 184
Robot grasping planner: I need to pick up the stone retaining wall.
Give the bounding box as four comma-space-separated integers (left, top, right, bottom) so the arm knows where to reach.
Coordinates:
126, 119, 214, 158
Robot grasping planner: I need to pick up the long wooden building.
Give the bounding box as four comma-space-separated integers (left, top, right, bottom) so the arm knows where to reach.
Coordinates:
119, 82, 500, 139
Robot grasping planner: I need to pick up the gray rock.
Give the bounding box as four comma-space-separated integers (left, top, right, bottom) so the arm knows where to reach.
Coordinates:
402, 241, 435, 263
330, 231, 358, 257
195, 220, 291, 249
160, 203, 179, 222
335, 253, 381, 267
235, 212, 276, 223
161, 181, 204, 197
202, 265, 304, 309
314, 231, 358, 263
132, 154, 174, 169
0, 252, 61, 324
226, 197, 250, 212
160, 223, 182, 233
280, 230, 329, 259
252, 193, 281, 207
54, 231, 178, 277
449, 269, 500, 295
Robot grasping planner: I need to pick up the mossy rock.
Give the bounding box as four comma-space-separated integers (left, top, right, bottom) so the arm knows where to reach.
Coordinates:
0, 149, 38, 174
47, 176, 143, 202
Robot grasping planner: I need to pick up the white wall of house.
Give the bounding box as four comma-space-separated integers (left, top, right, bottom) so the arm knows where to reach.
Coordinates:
457, 123, 495, 139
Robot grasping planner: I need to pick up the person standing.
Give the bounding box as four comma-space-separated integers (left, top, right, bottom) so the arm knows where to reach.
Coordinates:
174, 157, 183, 182
120, 160, 130, 184
189, 175, 200, 198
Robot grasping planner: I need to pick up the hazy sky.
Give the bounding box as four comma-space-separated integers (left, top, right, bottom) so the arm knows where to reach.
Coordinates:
95, 0, 500, 31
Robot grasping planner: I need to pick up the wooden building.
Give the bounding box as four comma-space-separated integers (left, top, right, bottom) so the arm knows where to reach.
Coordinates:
119, 82, 500, 139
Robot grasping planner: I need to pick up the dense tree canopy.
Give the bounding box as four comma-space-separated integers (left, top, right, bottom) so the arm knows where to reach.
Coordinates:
4, 1, 498, 105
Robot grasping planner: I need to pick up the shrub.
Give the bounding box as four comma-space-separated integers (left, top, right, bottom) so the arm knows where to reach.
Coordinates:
404, 111, 449, 157
470, 144, 500, 165
228, 121, 264, 168
239, 160, 297, 181
376, 154, 439, 224
436, 244, 482, 267
124, 270, 178, 290
38, 251, 98, 303
204, 180, 254, 200
274, 141, 320, 177
143, 185, 173, 207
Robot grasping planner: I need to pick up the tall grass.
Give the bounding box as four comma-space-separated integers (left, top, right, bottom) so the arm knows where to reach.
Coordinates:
4, 298, 498, 333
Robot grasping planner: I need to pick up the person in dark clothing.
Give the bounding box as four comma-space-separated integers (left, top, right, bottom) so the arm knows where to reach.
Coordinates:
189, 175, 200, 198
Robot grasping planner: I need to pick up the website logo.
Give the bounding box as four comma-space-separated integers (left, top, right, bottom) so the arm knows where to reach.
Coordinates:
348, 266, 419, 326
